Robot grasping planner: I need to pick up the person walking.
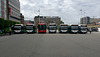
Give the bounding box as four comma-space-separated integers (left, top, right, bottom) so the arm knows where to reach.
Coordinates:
90, 28, 92, 34
8, 27, 12, 35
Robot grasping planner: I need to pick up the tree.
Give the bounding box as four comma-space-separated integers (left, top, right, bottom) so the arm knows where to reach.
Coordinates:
0, 18, 5, 29
61, 21, 64, 24
0, 18, 20, 30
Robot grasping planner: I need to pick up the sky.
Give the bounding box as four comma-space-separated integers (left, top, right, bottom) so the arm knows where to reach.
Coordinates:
19, 0, 100, 24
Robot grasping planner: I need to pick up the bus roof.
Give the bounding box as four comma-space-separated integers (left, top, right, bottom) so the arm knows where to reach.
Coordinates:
71, 24, 78, 26
14, 24, 23, 26
81, 25, 87, 27
26, 24, 34, 26
60, 24, 68, 26
38, 23, 46, 25
49, 23, 56, 25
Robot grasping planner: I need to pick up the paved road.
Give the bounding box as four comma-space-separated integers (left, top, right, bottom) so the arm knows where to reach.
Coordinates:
0, 32, 100, 57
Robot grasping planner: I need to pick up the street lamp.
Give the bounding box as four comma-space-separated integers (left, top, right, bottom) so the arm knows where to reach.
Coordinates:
93, 16, 97, 19
80, 9, 83, 18
38, 8, 40, 23
80, 9, 86, 17
84, 11, 86, 17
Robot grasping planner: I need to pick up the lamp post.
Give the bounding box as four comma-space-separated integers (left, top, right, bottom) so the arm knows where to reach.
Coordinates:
93, 16, 97, 19
80, 9, 83, 24
38, 8, 40, 23
84, 11, 86, 17
80, 9, 83, 18
80, 9, 86, 17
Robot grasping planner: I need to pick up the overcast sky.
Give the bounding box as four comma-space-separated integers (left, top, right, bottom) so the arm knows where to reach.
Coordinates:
19, 0, 100, 24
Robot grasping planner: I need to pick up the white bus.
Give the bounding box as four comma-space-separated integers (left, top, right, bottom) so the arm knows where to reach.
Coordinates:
48, 23, 57, 33
13, 24, 24, 33
26, 24, 36, 33
59, 24, 68, 33
70, 25, 79, 33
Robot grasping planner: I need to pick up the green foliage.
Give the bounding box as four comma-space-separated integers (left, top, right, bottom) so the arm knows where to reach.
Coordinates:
0, 30, 2, 34
0, 18, 5, 29
5, 28, 9, 33
61, 21, 64, 24
4, 20, 10, 28
0, 18, 20, 30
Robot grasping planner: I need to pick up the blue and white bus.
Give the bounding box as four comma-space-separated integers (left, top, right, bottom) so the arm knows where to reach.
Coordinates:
26, 24, 36, 33
13, 24, 24, 33
59, 24, 68, 33
48, 23, 57, 33
79, 25, 88, 34
70, 25, 79, 33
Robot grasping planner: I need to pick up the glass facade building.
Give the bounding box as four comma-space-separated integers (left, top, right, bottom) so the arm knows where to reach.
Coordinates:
0, 0, 7, 20
80, 16, 90, 24
9, 0, 20, 22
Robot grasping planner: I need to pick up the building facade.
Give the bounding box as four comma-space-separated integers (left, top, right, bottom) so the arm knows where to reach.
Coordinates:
90, 18, 100, 23
34, 16, 61, 28
80, 16, 90, 24
0, 0, 7, 19
9, 0, 20, 22
20, 13, 24, 24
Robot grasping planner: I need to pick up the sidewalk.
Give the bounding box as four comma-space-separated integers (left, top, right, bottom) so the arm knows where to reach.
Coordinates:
0, 33, 13, 37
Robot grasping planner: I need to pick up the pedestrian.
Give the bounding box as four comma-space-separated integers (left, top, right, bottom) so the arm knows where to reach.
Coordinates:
90, 28, 92, 34
8, 27, 12, 35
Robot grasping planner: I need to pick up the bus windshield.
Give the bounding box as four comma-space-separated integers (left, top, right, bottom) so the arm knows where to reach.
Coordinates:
26, 26, 33, 30
38, 25, 46, 30
14, 26, 21, 30
49, 26, 56, 30
61, 26, 67, 30
81, 27, 87, 30
71, 26, 78, 30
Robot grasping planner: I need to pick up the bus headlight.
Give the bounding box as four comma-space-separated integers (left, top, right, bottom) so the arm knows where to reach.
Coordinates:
50, 30, 56, 32
72, 30, 78, 32
81, 30, 87, 32
27, 30, 33, 32
61, 30, 67, 32
14, 30, 21, 32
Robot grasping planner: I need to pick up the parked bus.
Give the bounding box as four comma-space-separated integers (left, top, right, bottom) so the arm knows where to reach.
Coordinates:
13, 24, 24, 33
48, 23, 57, 33
38, 23, 47, 33
59, 24, 68, 33
26, 24, 36, 33
79, 25, 88, 34
70, 25, 79, 33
